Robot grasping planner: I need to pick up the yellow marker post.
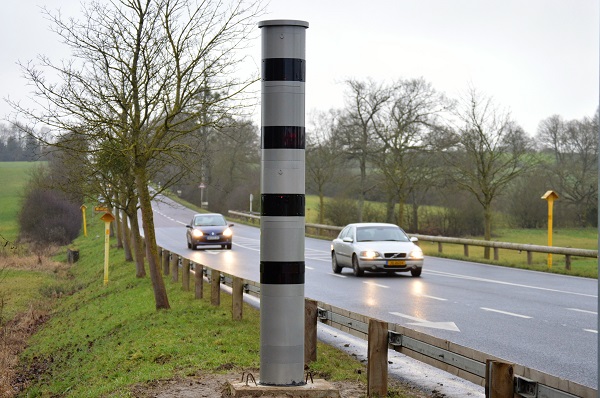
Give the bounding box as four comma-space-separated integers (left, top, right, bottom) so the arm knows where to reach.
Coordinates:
541, 190, 559, 269
80, 205, 88, 237
100, 212, 115, 285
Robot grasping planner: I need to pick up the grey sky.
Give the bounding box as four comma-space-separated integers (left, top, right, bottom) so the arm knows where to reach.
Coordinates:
2, 0, 598, 134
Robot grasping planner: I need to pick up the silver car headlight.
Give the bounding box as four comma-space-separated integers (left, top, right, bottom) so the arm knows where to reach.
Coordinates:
192, 229, 203, 238
409, 247, 424, 260
360, 250, 382, 260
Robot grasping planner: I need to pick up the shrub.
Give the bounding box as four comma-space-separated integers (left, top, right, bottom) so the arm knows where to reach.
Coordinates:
19, 188, 82, 245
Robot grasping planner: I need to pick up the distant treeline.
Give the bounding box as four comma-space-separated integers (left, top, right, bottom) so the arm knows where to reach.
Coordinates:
0, 123, 46, 161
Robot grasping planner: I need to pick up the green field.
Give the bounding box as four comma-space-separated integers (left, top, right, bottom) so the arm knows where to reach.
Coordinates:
0, 162, 39, 245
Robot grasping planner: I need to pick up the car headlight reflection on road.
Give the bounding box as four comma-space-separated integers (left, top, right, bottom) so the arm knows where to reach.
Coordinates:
360, 250, 381, 260
223, 227, 233, 237
192, 229, 203, 238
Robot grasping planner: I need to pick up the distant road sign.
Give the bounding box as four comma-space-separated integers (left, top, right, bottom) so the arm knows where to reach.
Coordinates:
94, 206, 109, 212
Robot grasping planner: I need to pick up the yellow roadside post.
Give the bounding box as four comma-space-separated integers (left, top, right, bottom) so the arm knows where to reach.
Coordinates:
100, 212, 115, 285
80, 205, 88, 237
541, 190, 559, 269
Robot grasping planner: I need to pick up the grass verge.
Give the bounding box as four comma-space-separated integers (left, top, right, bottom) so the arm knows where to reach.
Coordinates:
12, 217, 418, 397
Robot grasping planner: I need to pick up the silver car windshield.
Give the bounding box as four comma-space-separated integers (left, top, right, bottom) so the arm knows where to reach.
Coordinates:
356, 226, 409, 242
194, 216, 226, 226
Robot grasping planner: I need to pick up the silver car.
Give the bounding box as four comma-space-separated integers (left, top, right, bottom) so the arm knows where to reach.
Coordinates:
331, 223, 424, 277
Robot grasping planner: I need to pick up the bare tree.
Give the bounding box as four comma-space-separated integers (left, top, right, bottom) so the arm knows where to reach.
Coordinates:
536, 111, 598, 226
338, 79, 391, 221
9, 0, 263, 309
442, 87, 533, 258
306, 110, 346, 224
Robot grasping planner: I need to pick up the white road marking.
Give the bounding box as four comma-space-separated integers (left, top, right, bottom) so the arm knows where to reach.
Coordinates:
480, 307, 532, 319
584, 329, 598, 334
567, 308, 597, 315
364, 281, 389, 288
390, 312, 460, 332
419, 294, 447, 301
330, 273, 347, 278
427, 269, 597, 298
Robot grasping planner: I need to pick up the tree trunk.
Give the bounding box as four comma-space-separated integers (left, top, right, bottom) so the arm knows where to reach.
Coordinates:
121, 208, 133, 261
135, 165, 170, 310
318, 192, 325, 225
127, 199, 146, 278
114, 203, 123, 249
483, 205, 492, 260
411, 203, 419, 233
385, 195, 395, 224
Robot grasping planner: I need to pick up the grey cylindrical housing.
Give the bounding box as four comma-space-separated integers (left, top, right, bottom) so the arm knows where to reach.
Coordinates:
259, 19, 308, 387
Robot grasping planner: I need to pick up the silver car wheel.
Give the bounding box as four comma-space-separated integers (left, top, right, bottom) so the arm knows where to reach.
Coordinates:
332, 253, 342, 274
352, 255, 364, 277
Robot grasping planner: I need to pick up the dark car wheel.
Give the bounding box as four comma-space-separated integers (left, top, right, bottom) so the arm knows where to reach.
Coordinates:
331, 252, 342, 274
352, 255, 364, 277
411, 268, 422, 277
187, 237, 192, 249
226, 243, 232, 250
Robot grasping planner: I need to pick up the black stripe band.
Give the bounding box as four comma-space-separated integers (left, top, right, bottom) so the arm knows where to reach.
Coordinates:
261, 261, 305, 284
262, 58, 305, 82
261, 194, 305, 216
262, 126, 305, 149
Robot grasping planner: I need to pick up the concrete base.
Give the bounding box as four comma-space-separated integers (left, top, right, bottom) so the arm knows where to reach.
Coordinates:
226, 379, 340, 398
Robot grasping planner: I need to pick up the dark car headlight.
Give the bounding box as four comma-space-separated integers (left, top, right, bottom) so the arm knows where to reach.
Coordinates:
191, 229, 203, 238
223, 227, 233, 238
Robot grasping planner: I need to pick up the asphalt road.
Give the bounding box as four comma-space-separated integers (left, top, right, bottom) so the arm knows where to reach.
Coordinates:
150, 195, 598, 388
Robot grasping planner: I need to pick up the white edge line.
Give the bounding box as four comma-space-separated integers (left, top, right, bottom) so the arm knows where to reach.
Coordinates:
363, 281, 389, 289
584, 329, 598, 334
567, 308, 598, 315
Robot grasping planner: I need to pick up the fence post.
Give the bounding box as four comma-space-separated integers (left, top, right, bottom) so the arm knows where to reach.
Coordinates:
526, 251, 532, 265
305, 299, 318, 364
162, 250, 170, 275
210, 269, 220, 306
463, 244, 469, 257
232, 277, 243, 321
194, 263, 204, 299
485, 360, 514, 398
493, 247, 499, 261
367, 319, 388, 397
170, 254, 179, 282
437, 242, 443, 253
565, 254, 571, 270
182, 258, 190, 291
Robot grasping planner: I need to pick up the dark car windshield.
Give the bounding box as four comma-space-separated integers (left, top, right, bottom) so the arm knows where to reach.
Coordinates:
356, 226, 409, 242
194, 215, 226, 226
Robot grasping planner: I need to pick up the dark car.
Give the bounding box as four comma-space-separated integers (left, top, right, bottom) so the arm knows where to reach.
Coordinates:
186, 213, 234, 250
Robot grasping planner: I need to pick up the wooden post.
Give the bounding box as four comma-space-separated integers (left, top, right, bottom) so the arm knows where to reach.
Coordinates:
210, 269, 220, 306
170, 254, 179, 282
305, 299, 318, 364
437, 242, 443, 253
232, 277, 243, 321
194, 262, 204, 299
367, 319, 388, 397
182, 258, 190, 291
162, 250, 170, 275
526, 251, 532, 265
565, 254, 571, 270
485, 360, 514, 398
463, 244, 469, 257
493, 247, 499, 261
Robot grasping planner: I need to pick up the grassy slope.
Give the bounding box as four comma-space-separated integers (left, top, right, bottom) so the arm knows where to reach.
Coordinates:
19, 218, 411, 397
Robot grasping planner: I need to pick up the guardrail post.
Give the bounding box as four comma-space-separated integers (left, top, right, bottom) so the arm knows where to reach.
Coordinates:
526, 251, 532, 265
232, 277, 243, 321
182, 258, 190, 291
210, 269, 220, 306
463, 244, 469, 257
162, 250, 170, 275
565, 254, 571, 270
367, 319, 388, 397
305, 299, 318, 364
438, 242, 443, 253
485, 360, 514, 398
170, 254, 179, 282
493, 247, 499, 261
194, 262, 203, 299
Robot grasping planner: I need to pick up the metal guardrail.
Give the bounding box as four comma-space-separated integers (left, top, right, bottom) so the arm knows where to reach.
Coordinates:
228, 210, 598, 269
160, 244, 596, 398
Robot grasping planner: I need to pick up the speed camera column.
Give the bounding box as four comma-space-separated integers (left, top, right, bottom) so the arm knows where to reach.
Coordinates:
258, 19, 308, 386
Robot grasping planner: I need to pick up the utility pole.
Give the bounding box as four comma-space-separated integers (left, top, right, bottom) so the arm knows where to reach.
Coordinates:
258, 19, 308, 386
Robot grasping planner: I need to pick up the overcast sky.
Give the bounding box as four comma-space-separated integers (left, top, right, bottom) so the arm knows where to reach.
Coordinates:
1, 0, 598, 135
